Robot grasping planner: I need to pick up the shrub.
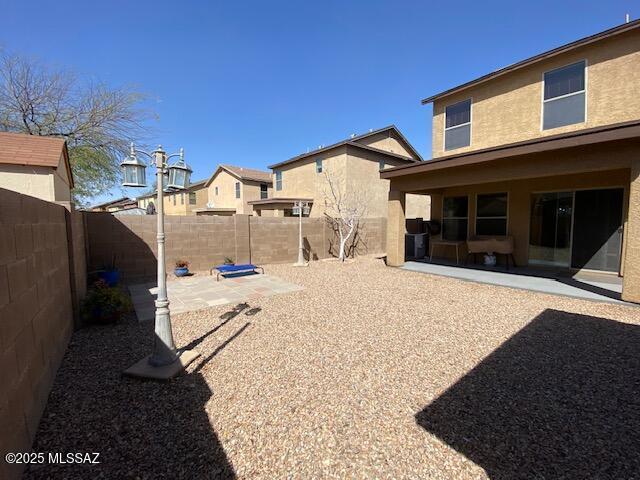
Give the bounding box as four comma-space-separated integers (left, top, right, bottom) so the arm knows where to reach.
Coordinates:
81, 280, 132, 325
175, 259, 190, 268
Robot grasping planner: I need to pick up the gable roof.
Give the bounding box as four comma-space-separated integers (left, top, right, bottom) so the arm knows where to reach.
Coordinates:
267, 125, 423, 169
421, 19, 640, 105
0, 131, 74, 187
205, 164, 272, 186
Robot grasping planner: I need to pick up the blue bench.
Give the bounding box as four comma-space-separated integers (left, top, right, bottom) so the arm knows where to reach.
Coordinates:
210, 263, 264, 281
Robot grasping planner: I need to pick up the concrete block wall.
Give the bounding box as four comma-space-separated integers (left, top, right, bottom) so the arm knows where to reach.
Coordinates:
0, 188, 76, 480
85, 213, 387, 282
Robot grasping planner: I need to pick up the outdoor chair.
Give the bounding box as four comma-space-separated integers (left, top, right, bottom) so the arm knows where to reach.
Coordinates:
210, 263, 265, 281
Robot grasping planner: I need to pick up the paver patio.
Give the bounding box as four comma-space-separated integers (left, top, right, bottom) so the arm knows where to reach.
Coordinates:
128, 272, 303, 321
26, 257, 640, 479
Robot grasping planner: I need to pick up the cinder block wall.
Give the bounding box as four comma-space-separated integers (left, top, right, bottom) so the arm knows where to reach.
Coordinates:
85, 213, 387, 282
0, 189, 77, 480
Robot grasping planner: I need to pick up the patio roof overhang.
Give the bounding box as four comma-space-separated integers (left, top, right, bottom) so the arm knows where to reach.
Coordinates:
381, 120, 640, 193
248, 197, 313, 207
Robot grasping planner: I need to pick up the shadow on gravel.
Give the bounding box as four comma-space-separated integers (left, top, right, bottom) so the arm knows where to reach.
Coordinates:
416, 309, 640, 479
24, 318, 236, 479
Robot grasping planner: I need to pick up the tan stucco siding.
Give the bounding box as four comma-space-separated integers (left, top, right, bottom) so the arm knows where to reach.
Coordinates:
53, 155, 71, 202
0, 164, 57, 202
206, 170, 271, 215
354, 131, 418, 159
432, 28, 640, 157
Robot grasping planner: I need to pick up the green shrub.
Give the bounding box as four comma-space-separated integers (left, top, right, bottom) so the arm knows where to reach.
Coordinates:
81, 279, 133, 325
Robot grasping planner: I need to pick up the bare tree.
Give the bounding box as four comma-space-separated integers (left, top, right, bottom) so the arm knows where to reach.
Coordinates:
322, 170, 369, 261
0, 51, 152, 203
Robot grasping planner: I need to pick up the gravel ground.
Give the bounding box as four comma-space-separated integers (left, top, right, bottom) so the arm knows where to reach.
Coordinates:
25, 256, 640, 479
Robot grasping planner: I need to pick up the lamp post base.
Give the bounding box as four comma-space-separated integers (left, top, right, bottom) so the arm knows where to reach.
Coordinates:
293, 261, 308, 267
123, 349, 199, 380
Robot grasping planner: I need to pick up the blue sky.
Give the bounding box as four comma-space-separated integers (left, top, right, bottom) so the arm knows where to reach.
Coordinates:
3, 0, 638, 203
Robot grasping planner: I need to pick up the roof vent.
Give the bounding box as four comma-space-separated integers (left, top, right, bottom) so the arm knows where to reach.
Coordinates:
626, 13, 631, 23
350, 133, 356, 138
369, 128, 373, 133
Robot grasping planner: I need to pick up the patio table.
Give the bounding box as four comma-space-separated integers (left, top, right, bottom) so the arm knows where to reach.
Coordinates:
429, 240, 465, 265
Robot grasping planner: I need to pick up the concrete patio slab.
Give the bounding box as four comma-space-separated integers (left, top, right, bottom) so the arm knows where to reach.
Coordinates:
128, 273, 303, 321
402, 261, 626, 304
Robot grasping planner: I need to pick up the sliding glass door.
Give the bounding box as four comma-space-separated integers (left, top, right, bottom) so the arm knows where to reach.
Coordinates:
529, 192, 574, 267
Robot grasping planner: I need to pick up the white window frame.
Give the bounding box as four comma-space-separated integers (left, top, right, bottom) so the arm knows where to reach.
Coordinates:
540, 60, 587, 131
316, 158, 323, 174
475, 192, 509, 236
215, 186, 219, 196
260, 183, 268, 199
235, 181, 241, 199
443, 98, 472, 151
275, 170, 282, 191
442, 195, 469, 241
189, 191, 197, 205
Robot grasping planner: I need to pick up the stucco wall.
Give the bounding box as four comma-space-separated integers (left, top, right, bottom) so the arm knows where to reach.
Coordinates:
0, 189, 76, 480
431, 28, 640, 157
0, 154, 71, 206
354, 131, 418, 159
206, 170, 271, 215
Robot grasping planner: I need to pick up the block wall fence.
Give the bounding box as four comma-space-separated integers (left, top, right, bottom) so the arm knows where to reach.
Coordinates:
0, 188, 87, 480
84, 213, 387, 282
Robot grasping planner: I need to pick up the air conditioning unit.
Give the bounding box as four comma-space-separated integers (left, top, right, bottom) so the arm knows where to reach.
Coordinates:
405, 233, 428, 260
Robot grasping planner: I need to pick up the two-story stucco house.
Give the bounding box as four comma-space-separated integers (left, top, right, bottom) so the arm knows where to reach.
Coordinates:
249, 126, 430, 219
383, 20, 640, 303
195, 165, 273, 216
0, 132, 74, 209
137, 179, 209, 215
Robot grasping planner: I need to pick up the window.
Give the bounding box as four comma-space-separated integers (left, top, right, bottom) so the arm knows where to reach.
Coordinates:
180, 193, 184, 205
316, 158, 323, 173
476, 193, 508, 235
235, 182, 240, 199
275, 170, 282, 191
543, 61, 585, 130
442, 196, 468, 241
260, 183, 268, 199
215, 186, 219, 196
444, 99, 471, 150
189, 192, 197, 205
379, 159, 385, 171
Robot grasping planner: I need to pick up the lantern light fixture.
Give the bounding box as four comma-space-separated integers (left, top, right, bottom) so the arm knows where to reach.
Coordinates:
120, 143, 147, 187
167, 149, 192, 190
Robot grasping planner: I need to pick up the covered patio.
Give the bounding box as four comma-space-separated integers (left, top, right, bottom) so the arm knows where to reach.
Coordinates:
383, 120, 640, 303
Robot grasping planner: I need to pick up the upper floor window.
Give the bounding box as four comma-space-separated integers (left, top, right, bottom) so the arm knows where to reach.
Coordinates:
476, 193, 508, 235
442, 196, 468, 241
189, 192, 197, 205
379, 159, 385, 171
275, 170, 282, 191
316, 158, 323, 174
444, 99, 471, 151
215, 186, 219, 196
235, 182, 241, 199
543, 61, 585, 130
260, 183, 268, 199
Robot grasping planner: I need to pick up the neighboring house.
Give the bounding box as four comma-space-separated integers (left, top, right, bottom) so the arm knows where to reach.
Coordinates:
196, 165, 273, 216
249, 126, 430, 218
382, 20, 640, 303
90, 197, 138, 212
137, 179, 208, 215
163, 179, 208, 215
0, 132, 74, 209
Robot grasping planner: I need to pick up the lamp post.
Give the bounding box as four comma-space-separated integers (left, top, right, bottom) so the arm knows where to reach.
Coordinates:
293, 200, 310, 267
121, 144, 199, 379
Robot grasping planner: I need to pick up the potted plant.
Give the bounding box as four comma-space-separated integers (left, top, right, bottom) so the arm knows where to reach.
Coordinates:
175, 259, 190, 277
97, 254, 120, 287
80, 280, 132, 325
223, 256, 235, 265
